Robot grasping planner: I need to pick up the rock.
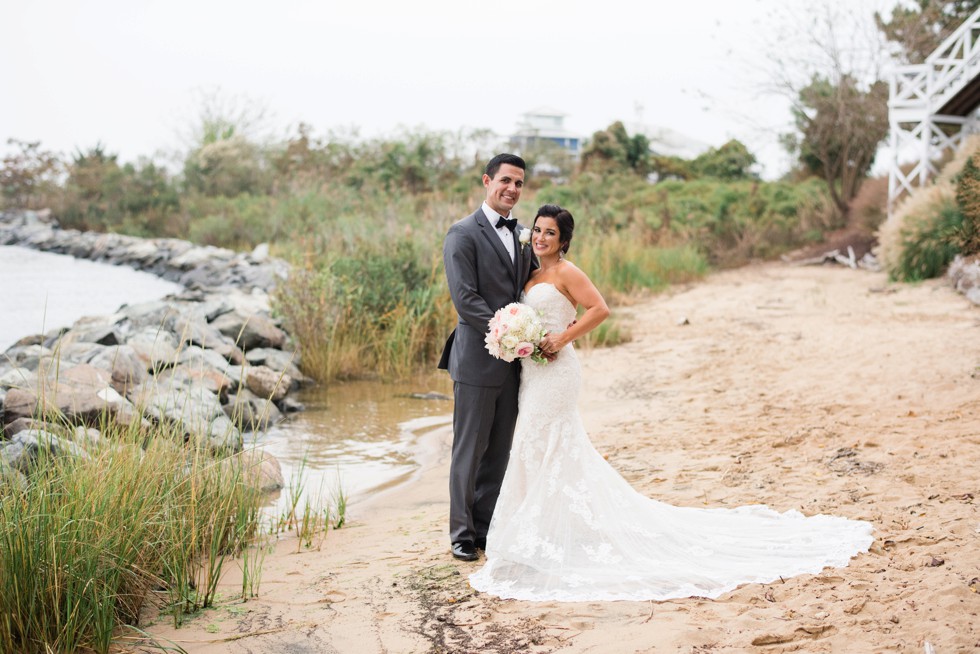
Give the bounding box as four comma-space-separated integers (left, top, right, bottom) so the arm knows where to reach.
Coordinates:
172, 316, 245, 365
170, 245, 235, 270
177, 344, 233, 376
72, 425, 103, 449
69, 322, 122, 346
224, 390, 283, 432
245, 365, 292, 402
2, 344, 52, 371
126, 327, 179, 371
244, 348, 312, 388
11, 334, 44, 347
86, 345, 147, 393
206, 414, 242, 452
129, 380, 242, 452
235, 447, 284, 492
157, 364, 233, 400
948, 254, 980, 305
116, 299, 175, 333
0, 429, 91, 474
250, 243, 270, 262
211, 311, 286, 351
0, 367, 34, 390
406, 391, 452, 401
278, 397, 305, 413
2, 388, 37, 424
4, 364, 139, 428
3, 417, 62, 438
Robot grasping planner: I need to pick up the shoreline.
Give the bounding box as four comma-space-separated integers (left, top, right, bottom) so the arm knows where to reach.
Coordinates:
138, 261, 980, 653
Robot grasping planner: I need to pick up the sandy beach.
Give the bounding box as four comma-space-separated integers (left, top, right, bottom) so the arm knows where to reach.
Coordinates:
139, 261, 980, 653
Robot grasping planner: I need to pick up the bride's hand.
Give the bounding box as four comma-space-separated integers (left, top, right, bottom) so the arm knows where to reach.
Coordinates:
540, 332, 568, 357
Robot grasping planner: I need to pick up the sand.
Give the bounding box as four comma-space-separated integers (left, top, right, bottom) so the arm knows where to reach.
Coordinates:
137, 262, 980, 653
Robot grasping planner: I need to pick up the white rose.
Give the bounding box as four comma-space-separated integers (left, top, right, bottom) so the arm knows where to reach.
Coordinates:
518, 227, 532, 245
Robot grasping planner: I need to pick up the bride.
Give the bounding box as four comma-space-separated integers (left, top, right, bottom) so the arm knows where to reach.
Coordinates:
469, 204, 874, 602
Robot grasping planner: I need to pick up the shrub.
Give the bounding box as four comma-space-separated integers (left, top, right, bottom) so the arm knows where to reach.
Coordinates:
877, 182, 963, 281
954, 154, 980, 255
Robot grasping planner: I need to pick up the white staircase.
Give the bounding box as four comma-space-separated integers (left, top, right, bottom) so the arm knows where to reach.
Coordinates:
887, 6, 980, 213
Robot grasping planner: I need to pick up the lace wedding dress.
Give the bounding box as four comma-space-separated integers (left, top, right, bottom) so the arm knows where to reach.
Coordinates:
469, 283, 874, 602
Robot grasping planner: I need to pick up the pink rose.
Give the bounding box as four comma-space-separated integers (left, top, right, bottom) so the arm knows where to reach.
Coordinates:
509, 306, 520, 315
515, 342, 534, 358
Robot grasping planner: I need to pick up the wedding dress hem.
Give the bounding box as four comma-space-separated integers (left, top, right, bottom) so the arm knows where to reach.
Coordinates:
469, 283, 873, 603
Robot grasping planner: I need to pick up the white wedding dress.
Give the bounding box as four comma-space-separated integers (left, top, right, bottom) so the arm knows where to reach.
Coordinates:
469, 283, 874, 602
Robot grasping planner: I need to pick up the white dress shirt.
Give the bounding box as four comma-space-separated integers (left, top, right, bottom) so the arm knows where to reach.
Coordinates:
482, 202, 515, 262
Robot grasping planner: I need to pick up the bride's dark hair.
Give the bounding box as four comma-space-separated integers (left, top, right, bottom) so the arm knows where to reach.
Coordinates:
534, 204, 574, 255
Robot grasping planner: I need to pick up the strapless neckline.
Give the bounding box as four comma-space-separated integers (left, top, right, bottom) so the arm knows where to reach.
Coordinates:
524, 282, 575, 312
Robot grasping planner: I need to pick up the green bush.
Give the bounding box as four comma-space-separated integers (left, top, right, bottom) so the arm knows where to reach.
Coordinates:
893, 199, 964, 281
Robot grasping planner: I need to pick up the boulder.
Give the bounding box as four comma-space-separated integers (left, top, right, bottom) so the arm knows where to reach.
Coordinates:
235, 447, 284, 493
157, 363, 233, 400
0, 367, 34, 390
129, 380, 242, 452
4, 364, 138, 428
245, 365, 292, 403
211, 311, 286, 351
948, 254, 980, 306
2, 344, 52, 371
0, 429, 91, 474
86, 344, 147, 393
172, 316, 245, 365
126, 327, 179, 371
244, 348, 312, 388
224, 390, 283, 432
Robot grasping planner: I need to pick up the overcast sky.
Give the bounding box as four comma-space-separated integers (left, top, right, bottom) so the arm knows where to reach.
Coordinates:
2, 0, 897, 179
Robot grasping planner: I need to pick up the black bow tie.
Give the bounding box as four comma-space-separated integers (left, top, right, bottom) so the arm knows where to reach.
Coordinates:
495, 216, 517, 232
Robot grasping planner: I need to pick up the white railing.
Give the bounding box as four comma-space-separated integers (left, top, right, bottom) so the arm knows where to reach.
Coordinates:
887, 6, 980, 213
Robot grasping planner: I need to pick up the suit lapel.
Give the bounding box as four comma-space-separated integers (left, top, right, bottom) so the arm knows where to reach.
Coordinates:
513, 229, 526, 296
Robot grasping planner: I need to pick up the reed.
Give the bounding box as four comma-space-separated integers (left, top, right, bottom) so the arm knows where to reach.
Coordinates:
0, 418, 267, 652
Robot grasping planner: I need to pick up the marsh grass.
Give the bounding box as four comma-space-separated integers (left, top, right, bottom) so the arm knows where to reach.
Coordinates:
274, 456, 345, 553
0, 413, 267, 653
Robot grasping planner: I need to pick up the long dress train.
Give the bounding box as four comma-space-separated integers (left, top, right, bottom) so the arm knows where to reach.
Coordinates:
469, 283, 873, 602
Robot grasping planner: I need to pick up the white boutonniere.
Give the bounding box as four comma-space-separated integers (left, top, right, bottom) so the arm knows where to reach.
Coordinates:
518, 227, 532, 251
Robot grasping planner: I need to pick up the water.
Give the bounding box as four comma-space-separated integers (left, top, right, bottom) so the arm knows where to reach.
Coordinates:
0, 244, 455, 508
0, 245, 183, 350
256, 377, 453, 512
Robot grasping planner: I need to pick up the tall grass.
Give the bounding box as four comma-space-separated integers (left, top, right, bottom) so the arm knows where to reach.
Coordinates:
10, 128, 846, 384
0, 421, 267, 653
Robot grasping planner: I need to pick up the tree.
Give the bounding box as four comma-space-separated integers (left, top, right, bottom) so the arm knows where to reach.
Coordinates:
783, 75, 889, 214
59, 144, 125, 230
180, 87, 273, 197
876, 1, 980, 63
581, 121, 650, 176
690, 140, 758, 180
0, 139, 63, 210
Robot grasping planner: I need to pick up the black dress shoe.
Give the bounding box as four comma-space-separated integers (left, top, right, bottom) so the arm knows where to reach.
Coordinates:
475, 537, 487, 551
451, 541, 478, 561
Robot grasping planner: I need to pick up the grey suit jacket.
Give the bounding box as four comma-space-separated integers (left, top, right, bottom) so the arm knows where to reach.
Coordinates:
439, 208, 535, 386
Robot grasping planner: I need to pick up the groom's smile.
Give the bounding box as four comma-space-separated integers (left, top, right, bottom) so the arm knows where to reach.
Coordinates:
483, 163, 525, 216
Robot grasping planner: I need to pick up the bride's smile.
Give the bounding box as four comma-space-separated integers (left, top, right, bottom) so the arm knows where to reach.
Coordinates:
532, 217, 562, 258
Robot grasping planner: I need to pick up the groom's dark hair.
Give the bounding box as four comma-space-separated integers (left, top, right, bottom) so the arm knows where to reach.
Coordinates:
485, 153, 526, 179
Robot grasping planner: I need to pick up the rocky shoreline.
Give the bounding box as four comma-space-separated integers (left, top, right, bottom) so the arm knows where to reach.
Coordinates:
0, 210, 309, 489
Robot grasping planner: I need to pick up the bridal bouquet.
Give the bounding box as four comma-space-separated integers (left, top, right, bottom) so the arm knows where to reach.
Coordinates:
485, 302, 548, 363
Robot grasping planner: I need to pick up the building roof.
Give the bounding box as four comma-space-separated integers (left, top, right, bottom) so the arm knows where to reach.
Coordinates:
628, 122, 712, 160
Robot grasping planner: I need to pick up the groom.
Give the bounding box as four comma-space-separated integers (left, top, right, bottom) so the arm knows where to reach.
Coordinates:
439, 153, 535, 561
